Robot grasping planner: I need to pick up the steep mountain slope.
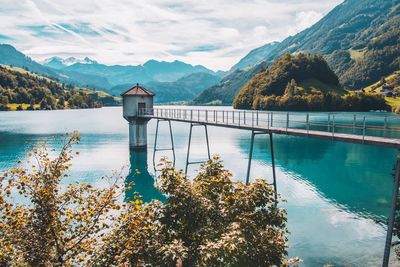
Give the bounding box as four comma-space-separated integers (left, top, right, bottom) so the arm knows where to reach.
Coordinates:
195, 0, 400, 105
230, 42, 279, 71
108, 72, 221, 103
267, 0, 400, 88
232, 53, 389, 111
194, 70, 255, 105
0, 44, 58, 78
0, 44, 110, 89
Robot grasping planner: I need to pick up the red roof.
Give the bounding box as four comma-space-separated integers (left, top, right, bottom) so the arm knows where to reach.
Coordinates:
121, 83, 155, 96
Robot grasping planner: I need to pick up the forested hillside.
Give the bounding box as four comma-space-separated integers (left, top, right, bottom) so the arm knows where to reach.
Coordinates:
233, 54, 389, 111
0, 65, 118, 111
195, 0, 400, 105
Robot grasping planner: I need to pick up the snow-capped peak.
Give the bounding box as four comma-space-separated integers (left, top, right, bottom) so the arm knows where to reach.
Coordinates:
42, 56, 97, 68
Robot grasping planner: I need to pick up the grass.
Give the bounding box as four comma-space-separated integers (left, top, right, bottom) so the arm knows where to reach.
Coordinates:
362, 71, 400, 111
364, 71, 400, 93
348, 48, 366, 62
298, 79, 347, 95
385, 97, 400, 111
0, 64, 54, 83
6, 103, 40, 111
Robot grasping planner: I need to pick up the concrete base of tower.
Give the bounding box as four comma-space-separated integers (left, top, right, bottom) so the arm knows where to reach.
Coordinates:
128, 121, 148, 150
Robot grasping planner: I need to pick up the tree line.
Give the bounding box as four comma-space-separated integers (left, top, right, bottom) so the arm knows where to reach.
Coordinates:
252, 80, 390, 111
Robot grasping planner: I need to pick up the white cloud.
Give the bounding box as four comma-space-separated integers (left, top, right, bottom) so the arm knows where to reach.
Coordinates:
0, 0, 343, 70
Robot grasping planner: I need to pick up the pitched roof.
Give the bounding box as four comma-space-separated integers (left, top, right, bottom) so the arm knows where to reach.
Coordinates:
121, 83, 155, 96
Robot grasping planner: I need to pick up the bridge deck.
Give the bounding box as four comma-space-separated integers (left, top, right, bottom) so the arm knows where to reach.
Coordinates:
139, 108, 400, 149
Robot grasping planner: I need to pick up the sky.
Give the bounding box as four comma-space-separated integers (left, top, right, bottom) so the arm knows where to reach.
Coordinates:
0, 0, 343, 71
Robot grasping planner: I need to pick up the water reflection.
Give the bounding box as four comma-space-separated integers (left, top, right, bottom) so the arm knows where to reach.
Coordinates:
125, 149, 165, 203
239, 134, 396, 220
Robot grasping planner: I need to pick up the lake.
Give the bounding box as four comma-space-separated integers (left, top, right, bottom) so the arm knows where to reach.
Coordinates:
0, 106, 398, 266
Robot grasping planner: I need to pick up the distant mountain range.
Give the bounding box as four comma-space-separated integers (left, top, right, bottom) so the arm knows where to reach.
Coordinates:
0, 44, 223, 102
42, 56, 218, 86
195, 0, 400, 105
109, 72, 221, 103
0, 44, 110, 89
42, 56, 98, 69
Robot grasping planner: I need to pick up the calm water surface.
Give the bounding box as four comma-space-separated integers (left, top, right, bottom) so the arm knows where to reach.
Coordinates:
0, 106, 398, 266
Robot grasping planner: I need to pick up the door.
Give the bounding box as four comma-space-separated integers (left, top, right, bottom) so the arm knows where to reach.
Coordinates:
138, 102, 146, 114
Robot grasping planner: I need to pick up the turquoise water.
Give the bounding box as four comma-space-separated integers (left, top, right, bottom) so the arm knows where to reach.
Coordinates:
0, 107, 398, 266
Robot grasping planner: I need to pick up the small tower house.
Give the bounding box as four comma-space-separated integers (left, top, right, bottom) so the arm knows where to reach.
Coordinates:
121, 83, 155, 150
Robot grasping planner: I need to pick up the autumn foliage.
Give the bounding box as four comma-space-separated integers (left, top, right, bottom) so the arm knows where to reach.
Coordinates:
0, 133, 290, 266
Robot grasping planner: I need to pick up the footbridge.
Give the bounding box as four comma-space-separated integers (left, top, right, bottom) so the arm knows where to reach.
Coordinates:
138, 107, 400, 267
121, 84, 400, 266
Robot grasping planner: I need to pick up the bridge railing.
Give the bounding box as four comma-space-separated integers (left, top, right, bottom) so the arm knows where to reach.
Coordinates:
138, 107, 400, 139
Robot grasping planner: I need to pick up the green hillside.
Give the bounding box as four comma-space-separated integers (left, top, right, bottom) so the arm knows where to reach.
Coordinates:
233, 54, 389, 111
0, 65, 119, 111
195, 0, 400, 105
364, 71, 400, 112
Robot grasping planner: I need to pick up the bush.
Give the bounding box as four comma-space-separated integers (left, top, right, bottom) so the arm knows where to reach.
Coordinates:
0, 134, 292, 266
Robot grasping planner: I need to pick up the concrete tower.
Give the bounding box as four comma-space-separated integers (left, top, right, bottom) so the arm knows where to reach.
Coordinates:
121, 83, 154, 150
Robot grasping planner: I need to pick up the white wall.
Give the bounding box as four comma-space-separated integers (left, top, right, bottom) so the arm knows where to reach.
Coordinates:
122, 95, 153, 119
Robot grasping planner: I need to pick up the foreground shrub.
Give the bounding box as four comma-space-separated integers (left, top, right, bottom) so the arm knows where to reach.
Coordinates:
153, 157, 289, 266
0, 134, 290, 266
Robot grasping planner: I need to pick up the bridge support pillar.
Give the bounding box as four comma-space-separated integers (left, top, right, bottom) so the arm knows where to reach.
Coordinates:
185, 123, 211, 176
382, 153, 400, 267
153, 119, 176, 171
129, 121, 148, 150
246, 131, 278, 204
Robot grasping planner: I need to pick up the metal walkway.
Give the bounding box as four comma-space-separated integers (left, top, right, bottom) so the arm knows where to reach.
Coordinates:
140, 107, 400, 149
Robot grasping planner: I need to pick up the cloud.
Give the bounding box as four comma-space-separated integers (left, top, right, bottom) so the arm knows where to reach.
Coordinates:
0, 0, 343, 70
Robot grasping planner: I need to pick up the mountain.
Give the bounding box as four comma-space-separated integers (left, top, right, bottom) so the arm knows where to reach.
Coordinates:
230, 42, 279, 71
233, 53, 342, 109
108, 72, 221, 103
195, 0, 400, 105
0, 44, 59, 78
0, 44, 110, 89
194, 70, 255, 105
141, 59, 215, 82
0, 44, 219, 95
42, 56, 97, 69
232, 53, 389, 111
0, 64, 118, 111
262, 0, 400, 89
62, 62, 152, 86
43, 56, 218, 87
